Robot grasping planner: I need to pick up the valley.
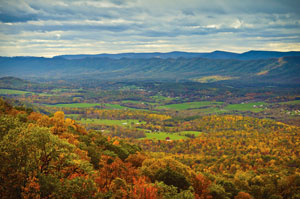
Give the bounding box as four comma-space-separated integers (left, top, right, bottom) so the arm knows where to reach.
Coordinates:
1, 0, 300, 197
1, 54, 300, 199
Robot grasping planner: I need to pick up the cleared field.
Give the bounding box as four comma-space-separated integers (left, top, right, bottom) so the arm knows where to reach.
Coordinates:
193, 75, 238, 83
151, 95, 176, 103
0, 89, 34, 95
80, 119, 145, 126
140, 131, 202, 140
279, 100, 300, 105
178, 131, 202, 137
157, 101, 223, 110
44, 103, 102, 108
51, 88, 73, 93
224, 102, 267, 112
142, 132, 187, 140
104, 103, 128, 109
42, 102, 132, 109
197, 107, 228, 114
38, 93, 57, 96
122, 100, 157, 105
65, 114, 80, 119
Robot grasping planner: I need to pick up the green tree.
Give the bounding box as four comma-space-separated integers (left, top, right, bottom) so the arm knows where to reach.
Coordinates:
209, 184, 231, 199
154, 166, 191, 191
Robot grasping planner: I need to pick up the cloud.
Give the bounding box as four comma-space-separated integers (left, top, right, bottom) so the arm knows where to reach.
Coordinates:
0, 0, 39, 22
0, 0, 299, 56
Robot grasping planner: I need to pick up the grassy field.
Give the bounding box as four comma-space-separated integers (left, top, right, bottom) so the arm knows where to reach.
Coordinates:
279, 100, 300, 105
43, 103, 128, 109
44, 103, 102, 108
151, 95, 176, 103
37, 93, 58, 96
224, 102, 267, 112
0, 89, 34, 95
142, 132, 187, 140
80, 119, 145, 126
122, 100, 157, 105
50, 88, 74, 93
65, 114, 80, 119
178, 131, 202, 136
104, 103, 128, 110
193, 75, 238, 83
157, 101, 223, 110
197, 107, 228, 114
122, 100, 143, 104
140, 131, 202, 140
42, 102, 143, 110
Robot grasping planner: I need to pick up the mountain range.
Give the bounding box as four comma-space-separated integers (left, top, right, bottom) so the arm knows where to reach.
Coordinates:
0, 51, 299, 85
54, 50, 300, 60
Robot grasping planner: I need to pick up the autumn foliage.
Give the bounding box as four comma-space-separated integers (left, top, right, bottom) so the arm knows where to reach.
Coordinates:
1, 98, 300, 199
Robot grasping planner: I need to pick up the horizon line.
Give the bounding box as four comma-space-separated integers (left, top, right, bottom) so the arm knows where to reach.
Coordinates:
1, 49, 300, 58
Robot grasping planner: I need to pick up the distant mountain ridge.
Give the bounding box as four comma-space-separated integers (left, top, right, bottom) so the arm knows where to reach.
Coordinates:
0, 55, 299, 85
54, 50, 300, 60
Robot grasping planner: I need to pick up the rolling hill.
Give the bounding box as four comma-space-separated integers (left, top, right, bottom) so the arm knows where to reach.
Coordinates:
0, 76, 32, 89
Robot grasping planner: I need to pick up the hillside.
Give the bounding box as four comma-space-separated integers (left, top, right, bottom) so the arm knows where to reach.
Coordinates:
0, 76, 32, 89
0, 55, 299, 84
1, 97, 300, 198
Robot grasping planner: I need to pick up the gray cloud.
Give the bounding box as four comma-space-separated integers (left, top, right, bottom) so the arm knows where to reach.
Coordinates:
0, 0, 299, 56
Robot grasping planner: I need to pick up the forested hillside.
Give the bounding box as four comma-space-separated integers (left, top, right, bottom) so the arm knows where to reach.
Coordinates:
1, 55, 299, 84
1, 98, 300, 199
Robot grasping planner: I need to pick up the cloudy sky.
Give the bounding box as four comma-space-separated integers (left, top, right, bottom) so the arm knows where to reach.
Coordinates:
0, 0, 299, 57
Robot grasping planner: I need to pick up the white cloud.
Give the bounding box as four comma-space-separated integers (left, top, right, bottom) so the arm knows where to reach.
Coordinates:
0, 0, 299, 56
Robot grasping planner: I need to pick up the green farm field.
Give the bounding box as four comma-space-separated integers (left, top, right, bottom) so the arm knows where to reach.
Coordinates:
140, 131, 202, 140
279, 100, 300, 105
143, 132, 187, 140
178, 131, 203, 136
224, 102, 267, 112
43, 103, 130, 109
151, 95, 176, 102
44, 103, 102, 108
65, 114, 80, 119
122, 100, 158, 105
157, 101, 223, 110
104, 103, 128, 109
0, 89, 34, 95
80, 118, 145, 126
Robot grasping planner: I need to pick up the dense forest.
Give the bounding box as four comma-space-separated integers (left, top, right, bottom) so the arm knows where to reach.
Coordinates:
1, 90, 300, 198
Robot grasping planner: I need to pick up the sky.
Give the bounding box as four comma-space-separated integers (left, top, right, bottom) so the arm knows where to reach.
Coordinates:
0, 0, 299, 57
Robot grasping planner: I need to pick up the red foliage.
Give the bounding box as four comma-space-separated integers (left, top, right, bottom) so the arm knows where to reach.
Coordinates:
130, 177, 158, 199
234, 192, 252, 199
192, 173, 212, 199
